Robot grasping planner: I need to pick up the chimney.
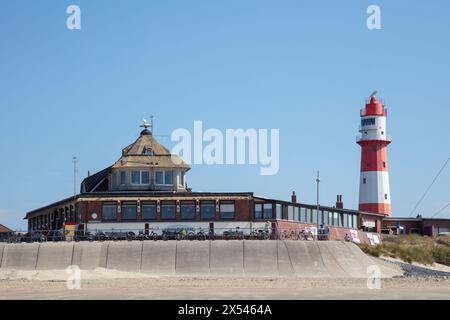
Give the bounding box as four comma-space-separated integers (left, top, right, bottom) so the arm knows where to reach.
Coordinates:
336, 195, 343, 209
88, 170, 91, 177
291, 191, 297, 203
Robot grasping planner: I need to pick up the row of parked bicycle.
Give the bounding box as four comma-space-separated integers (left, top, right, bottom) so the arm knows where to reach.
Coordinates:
3, 228, 271, 243
2, 227, 329, 243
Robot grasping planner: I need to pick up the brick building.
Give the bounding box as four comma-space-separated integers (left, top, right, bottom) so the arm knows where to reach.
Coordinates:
0, 224, 14, 241
24, 121, 449, 242
383, 216, 450, 236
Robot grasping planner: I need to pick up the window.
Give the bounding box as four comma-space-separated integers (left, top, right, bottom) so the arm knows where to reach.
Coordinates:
276, 204, 282, 220
155, 171, 164, 185
201, 201, 215, 220
122, 202, 137, 220
323, 211, 329, 225
343, 213, 348, 227
119, 171, 126, 185
131, 171, 150, 185
220, 202, 235, 219
131, 171, 140, 185
142, 171, 150, 184
361, 118, 376, 126
294, 207, 299, 221
164, 171, 173, 185
301, 207, 308, 222
385, 194, 388, 200
142, 147, 153, 155
155, 170, 173, 185
102, 203, 117, 221
181, 201, 196, 220
142, 202, 156, 220
312, 209, 318, 224
263, 204, 273, 219
383, 161, 386, 168
282, 205, 288, 220
305, 208, 311, 223
288, 206, 294, 220
256, 203, 273, 219
363, 178, 366, 184
437, 227, 450, 234
339, 213, 344, 227
255, 204, 263, 219
161, 202, 176, 219
333, 212, 339, 226
348, 214, 353, 228
353, 215, 358, 229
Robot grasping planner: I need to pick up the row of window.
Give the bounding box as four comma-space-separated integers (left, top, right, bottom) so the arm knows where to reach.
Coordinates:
254, 203, 273, 219
101, 201, 235, 221
120, 170, 175, 186
361, 117, 376, 126
256, 203, 358, 228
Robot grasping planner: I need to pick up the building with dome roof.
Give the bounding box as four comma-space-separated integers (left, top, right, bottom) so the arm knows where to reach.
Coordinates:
24, 119, 449, 242
81, 121, 190, 194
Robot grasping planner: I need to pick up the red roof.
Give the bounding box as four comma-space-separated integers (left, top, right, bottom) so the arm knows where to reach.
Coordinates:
0, 224, 13, 233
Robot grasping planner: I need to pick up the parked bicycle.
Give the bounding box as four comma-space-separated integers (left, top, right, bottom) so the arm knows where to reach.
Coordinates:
249, 229, 270, 240
223, 227, 244, 240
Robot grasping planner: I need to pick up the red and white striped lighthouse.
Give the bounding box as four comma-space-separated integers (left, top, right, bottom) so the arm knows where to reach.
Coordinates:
357, 93, 392, 216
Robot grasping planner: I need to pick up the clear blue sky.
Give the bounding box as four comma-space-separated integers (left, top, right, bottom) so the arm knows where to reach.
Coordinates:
1, 0, 449, 230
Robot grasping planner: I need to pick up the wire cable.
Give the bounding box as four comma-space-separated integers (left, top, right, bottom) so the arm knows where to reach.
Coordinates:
408, 157, 450, 217
430, 202, 450, 218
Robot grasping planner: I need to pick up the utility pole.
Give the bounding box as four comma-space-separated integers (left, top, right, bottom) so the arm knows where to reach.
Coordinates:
316, 171, 320, 241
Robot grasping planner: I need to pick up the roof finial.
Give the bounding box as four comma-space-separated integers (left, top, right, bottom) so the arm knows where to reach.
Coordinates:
141, 119, 151, 129
140, 118, 153, 135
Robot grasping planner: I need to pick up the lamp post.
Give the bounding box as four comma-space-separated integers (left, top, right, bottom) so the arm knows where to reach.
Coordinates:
72, 157, 77, 224
316, 171, 320, 241
72, 157, 77, 199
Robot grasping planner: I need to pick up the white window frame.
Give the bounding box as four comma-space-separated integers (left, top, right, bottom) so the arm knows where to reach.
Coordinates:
155, 170, 164, 185
130, 170, 150, 185
155, 170, 174, 186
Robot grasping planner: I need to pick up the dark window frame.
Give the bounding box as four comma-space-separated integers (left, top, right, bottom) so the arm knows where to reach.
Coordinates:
160, 201, 176, 220
255, 203, 263, 220
141, 201, 157, 221
180, 201, 196, 220
102, 202, 117, 221
121, 202, 137, 221
200, 201, 216, 220
220, 201, 235, 220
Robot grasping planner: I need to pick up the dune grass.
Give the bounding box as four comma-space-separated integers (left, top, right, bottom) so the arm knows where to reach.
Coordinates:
358, 234, 450, 266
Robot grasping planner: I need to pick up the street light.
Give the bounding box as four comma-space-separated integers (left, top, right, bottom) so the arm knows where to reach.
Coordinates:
316, 171, 320, 241
72, 157, 78, 224
72, 156, 78, 199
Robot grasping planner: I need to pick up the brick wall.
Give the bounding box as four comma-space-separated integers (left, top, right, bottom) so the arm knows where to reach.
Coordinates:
235, 199, 253, 221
